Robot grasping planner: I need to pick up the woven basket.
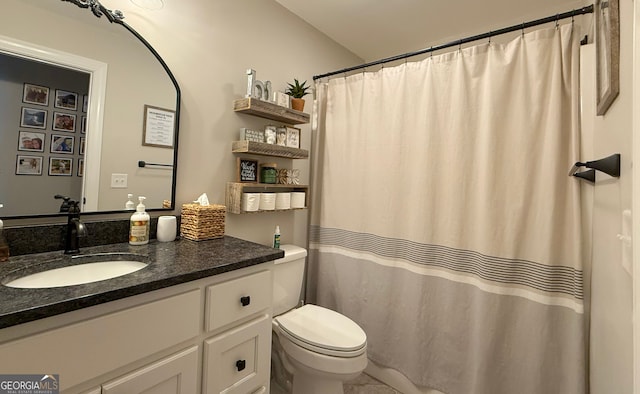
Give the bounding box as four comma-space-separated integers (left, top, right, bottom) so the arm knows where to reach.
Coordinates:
180, 203, 226, 241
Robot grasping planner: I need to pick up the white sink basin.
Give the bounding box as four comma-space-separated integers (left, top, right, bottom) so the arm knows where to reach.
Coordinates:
5, 259, 148, 289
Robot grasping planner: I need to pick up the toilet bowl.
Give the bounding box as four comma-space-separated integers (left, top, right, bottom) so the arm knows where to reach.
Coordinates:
270, 246, 368, 394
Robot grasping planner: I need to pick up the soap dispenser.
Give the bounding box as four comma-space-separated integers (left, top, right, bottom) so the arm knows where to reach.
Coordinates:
129, 196, 150, 245
125, 194, 135, 210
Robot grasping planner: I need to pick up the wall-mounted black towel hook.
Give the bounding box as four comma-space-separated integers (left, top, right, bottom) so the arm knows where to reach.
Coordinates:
138, 160, 174, 169
573, 169, 596, 183
569, 153, 620, 181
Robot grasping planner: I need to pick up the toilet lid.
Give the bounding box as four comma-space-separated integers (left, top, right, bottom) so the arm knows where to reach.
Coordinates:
275, 304, 367, 352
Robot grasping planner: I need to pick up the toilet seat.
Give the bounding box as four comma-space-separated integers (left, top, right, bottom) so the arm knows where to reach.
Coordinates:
274, 304, 367, 358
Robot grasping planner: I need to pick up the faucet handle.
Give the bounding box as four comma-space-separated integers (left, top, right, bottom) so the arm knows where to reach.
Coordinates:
55, 195, 80, 214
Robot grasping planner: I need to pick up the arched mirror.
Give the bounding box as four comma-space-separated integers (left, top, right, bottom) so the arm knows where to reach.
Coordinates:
0, 0, 180, 218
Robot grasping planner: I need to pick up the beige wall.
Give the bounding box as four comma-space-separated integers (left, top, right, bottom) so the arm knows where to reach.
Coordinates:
103, 0, 362, 247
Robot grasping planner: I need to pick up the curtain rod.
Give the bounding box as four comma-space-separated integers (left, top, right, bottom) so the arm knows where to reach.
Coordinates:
313, 4, 594, 81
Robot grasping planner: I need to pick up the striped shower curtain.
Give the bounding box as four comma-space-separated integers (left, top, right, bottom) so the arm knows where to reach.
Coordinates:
307, 24, 585, 394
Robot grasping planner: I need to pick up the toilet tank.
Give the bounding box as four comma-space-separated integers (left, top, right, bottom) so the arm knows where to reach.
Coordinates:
272, 244, 308, 316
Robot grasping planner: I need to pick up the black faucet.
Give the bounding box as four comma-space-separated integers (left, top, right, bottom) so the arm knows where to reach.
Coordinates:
55, 195, 87, 254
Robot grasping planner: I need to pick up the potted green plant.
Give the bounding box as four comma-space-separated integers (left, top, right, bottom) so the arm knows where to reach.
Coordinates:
285, 79, 310, 111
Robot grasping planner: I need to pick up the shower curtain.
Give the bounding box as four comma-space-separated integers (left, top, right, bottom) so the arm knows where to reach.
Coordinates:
308, 24, 585, 394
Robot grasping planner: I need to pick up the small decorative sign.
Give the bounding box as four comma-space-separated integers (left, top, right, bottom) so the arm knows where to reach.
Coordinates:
274, 91, 290, 108
240, 127, 265, 143
142, 105, 176, 148
265, 125, 277, 144
237, 158, 258, 182
286, 126, 300, 148
276, 127, 287, 146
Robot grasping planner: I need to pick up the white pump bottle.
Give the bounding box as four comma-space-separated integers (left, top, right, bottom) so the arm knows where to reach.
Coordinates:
129, 196, 150, 245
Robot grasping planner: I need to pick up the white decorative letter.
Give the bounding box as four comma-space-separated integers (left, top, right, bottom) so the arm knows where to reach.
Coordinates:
246, 69, 256, 98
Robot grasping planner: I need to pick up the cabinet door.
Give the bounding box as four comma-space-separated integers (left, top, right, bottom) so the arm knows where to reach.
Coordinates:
102, 346, 198, 394
203, 314, 271, 394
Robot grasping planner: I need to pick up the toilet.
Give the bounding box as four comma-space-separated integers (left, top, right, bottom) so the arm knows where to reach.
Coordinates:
271, 245, 368, 394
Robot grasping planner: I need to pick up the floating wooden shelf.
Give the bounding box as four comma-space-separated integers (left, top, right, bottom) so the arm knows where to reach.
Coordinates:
233, 98, 310, 125
226, 182, 309, 214
232, 140, 309, 159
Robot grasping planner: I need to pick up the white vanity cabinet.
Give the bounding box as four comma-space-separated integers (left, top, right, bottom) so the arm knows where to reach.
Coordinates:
0, 263, 274, 394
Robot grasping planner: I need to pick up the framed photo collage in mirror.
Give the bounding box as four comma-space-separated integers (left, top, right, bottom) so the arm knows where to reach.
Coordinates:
16, 83, 88, 176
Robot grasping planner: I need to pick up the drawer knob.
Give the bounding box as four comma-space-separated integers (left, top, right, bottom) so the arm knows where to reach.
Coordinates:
240, 296, 251, 306
236, 359, 246, 371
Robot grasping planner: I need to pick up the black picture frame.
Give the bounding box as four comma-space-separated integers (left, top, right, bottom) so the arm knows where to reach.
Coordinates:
237, 158, 258, 183
15, 155, 43, 176
49, 157, 73, 176
22, 83, 50, 106
52, 112, 76, 132
17, 131, 45, 152
50, 134, 75, 154
20, 107, 47, 129
54, 89, 78, 110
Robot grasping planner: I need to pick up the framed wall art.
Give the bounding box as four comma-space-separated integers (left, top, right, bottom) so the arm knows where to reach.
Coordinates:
49, 157, 73, 176
54, 89, 78, 110
50, 134, 75, 154
22, 83, 49, 106
595, 0, 620, 115
20, 107, 47, 129
53, 112, 76, 132
142, 105, 176, 148
78, 159, 84, 177
17, 131, 45, 152
16, 155, 43, 176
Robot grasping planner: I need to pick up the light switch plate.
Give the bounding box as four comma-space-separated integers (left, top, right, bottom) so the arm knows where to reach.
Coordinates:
111, 173, 128, 188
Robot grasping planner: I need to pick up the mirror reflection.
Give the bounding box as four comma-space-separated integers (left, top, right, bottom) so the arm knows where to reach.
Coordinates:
0, 0, 179, 218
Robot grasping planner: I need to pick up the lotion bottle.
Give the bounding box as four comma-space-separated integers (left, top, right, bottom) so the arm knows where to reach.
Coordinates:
273, 225, 280, 249
129, 196, 150, 245
125, 194, 135, 210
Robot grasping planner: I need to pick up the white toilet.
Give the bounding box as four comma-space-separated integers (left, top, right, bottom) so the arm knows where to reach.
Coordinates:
271, 245, 368, 394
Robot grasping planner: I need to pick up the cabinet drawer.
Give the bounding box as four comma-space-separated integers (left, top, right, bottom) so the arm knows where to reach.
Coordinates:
205, 270, 271, 332
102, 346, 199, 394
202, 314, 271, 394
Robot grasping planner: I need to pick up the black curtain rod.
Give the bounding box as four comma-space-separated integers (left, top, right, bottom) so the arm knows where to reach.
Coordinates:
313, 4, 594, 81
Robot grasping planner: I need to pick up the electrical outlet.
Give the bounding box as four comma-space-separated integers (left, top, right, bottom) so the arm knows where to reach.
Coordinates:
110, 173, 128, 188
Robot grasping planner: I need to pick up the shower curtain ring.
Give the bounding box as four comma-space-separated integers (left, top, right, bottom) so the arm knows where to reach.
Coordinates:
488, 31, 492, 45
521, 22, 525, 36
555, 14, 559, 29
458, 40, 462, 52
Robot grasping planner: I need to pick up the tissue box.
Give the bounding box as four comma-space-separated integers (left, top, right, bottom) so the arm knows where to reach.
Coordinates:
180, 203, 226, 241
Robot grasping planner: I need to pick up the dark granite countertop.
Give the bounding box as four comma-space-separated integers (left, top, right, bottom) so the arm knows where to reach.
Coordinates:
0, 236, 284, 329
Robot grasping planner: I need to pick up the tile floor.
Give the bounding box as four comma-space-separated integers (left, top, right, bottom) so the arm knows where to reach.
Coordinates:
271, 372, 400, 394
344, 373, 401, 394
